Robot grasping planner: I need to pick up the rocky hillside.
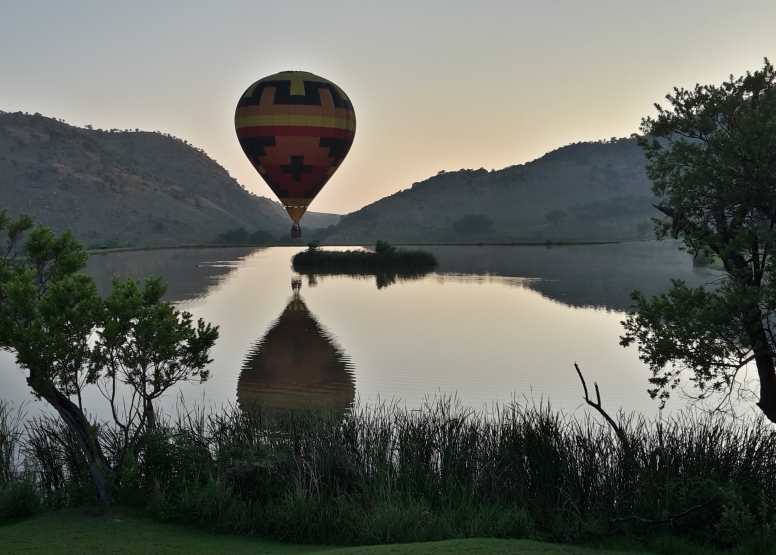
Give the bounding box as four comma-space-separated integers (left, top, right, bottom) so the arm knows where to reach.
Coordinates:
0, 112, 339, 248
323, 137, 658, 244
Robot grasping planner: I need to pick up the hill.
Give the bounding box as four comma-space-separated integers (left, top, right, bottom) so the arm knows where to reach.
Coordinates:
323, 137, 657, 244
0, 111, 339, 248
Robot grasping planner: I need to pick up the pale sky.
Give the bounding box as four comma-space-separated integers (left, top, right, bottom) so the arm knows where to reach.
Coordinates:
1, 1, 775, 214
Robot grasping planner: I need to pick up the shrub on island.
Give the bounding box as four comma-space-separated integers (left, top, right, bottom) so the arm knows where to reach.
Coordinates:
291, 240, 438, 270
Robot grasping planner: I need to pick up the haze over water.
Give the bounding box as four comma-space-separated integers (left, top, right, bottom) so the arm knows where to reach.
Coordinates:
0, 242, 716, 419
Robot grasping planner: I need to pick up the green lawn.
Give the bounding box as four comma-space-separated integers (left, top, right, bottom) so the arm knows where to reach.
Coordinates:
0, 509, 650, 555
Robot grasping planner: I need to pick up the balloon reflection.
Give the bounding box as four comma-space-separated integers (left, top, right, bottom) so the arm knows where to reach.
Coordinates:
237, 280, 355, 415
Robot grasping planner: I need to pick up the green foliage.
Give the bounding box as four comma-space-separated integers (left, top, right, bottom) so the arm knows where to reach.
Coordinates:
292, 242, 437, 272
452, 214, 494, 234
133, 400, 776, 547
0, 401, 24, 490
621, 280, 754, 407
374, 240, 395, 255
0, 210, 219, 503
0, 480, 38, 522
6, 397, 776, 550
97, 276, 217, 406
624, 59, 776, 419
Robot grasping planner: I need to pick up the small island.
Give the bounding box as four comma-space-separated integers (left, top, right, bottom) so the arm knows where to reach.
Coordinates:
292, 240, 438, 270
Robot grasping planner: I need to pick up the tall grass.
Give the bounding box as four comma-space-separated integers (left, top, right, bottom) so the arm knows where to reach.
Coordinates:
140, 398, 776, 547
0, 400, 24, 489
0, 400, 38, 521
4, 396, 776, 550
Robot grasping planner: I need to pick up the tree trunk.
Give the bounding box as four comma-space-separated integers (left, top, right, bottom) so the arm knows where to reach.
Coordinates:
30, 376, 116, 504
750, 326, 776, 423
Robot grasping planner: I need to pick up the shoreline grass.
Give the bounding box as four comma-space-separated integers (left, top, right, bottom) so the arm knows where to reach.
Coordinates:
3, 397, 775, 552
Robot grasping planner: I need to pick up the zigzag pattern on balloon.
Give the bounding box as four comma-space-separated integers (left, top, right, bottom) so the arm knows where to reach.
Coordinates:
235, 71, 356, 223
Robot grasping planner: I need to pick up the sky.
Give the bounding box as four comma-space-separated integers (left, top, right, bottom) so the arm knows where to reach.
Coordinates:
1, 1, 775, 215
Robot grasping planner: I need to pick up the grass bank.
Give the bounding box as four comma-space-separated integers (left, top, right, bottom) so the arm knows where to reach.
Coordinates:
0, 509, 654, 555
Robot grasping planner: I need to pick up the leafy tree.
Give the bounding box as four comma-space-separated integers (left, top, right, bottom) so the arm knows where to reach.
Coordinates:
545, 209, 567, 226
0, 210, 219, 502
621, 60, 776, 420
375, 240, 396, 255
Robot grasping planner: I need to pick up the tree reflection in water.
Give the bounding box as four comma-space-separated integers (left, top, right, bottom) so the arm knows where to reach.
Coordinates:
237, 279, 355, 416
298, 268, 433, 290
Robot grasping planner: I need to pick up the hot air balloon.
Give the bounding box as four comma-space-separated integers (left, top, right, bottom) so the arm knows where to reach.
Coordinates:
235, 71, 356, 238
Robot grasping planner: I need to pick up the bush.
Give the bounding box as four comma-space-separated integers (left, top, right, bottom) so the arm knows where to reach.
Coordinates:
0, 481, 38, 522
292, 241, 437, 271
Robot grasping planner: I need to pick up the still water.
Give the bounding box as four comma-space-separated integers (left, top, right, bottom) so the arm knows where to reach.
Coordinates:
0, 242, 714, 418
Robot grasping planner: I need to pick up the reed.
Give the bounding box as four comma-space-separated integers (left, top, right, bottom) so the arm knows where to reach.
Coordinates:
0, 400, 38, 521
139, 398, 776, 547
0, 400, 24, 489
4, 396, 776, 550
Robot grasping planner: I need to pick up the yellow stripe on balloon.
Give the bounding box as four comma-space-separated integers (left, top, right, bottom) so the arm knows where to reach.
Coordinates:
235, 115, 355, 130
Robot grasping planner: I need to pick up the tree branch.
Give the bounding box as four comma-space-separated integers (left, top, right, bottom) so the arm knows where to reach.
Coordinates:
574, 363, 629, 449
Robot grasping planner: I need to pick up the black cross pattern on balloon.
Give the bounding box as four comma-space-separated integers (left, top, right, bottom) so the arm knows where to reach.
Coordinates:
281, 156, 313, 182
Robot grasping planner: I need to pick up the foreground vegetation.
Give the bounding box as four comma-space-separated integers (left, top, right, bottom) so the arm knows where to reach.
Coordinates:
292, 241, 438, 271
2, 398, 776, 553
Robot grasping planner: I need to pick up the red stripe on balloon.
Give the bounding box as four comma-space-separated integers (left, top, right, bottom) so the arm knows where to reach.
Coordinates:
236, 126, 355, 140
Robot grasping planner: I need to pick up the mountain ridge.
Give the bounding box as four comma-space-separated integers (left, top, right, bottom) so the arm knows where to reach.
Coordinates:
1, 111, 659, 247
0, 111, 339, 247
321, 137, 658, 244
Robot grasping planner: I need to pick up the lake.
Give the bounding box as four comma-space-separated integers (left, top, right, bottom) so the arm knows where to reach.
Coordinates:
0, 241, 715, 419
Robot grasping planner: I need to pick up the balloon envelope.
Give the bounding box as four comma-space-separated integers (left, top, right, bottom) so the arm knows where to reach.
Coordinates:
235, 71, 356, 223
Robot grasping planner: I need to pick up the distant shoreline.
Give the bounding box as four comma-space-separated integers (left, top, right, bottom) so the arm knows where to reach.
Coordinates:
87, 239, 650, 256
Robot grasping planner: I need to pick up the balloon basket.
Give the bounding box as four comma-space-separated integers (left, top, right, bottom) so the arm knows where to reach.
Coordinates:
291, 222, 302, 238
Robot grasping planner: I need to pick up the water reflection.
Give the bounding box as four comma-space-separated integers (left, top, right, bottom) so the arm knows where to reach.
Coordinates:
236, 280, 355, 415
1, 242, 718, 419
297, 268, 433, 290
85, 246, 259, 301
425, 242, 713, 311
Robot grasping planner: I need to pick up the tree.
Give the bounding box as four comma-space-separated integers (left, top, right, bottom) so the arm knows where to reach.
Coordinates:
375, 240, 396, 255
621, 60, 776, 421
0, 211, 219, 503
